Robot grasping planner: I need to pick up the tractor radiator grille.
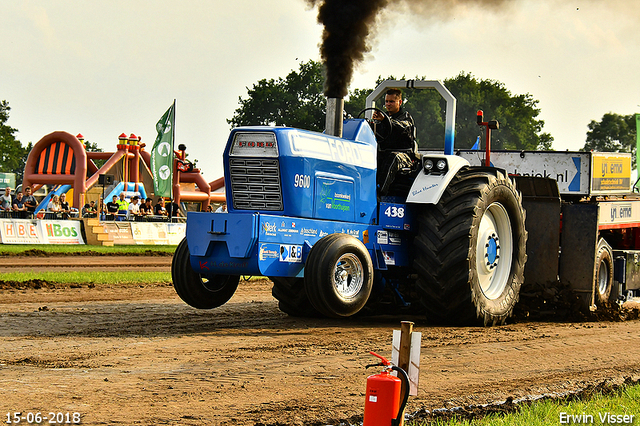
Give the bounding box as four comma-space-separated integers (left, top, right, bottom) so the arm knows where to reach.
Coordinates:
229, 158, 283, 211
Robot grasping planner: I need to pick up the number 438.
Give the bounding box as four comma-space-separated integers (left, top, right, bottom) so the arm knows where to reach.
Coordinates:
384, 206, 404, 218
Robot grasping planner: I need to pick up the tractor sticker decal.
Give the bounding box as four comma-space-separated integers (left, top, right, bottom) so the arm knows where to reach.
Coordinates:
318, 179, 353, 214
301, 227, 318, 237
383, 251, 396, 265
341, 228, 360, 238
280, 244, 302, 263
388, 231, 401, 245
377, 230, 389, 245
277, 220, 299, 235
262, 221, 277, 237
259, 244, 279, 261
411, 183, 438, 197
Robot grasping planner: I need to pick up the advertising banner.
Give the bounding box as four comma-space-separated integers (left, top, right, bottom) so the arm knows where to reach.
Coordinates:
0, 219, 84, 244
131, 222, 186, 245
0, 219, 41, 244
166, 223, 186, 245
102, 222, 135, 245
39, 220, 85, 244
457, 150, 590, 195
591, 152, 632, 194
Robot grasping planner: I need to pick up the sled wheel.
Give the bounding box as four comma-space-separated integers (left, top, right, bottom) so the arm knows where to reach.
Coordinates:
271, 277, 321, 317
594, 238, 614, 306
305, 233, 374, 318
171, 238, 239, 309
413, 167, 527, 326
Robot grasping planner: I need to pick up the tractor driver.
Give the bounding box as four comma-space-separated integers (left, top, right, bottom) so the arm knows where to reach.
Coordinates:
372, 88, 418, 195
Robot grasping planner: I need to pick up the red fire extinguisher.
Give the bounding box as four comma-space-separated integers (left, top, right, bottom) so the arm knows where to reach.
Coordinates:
363, 351, 410, 426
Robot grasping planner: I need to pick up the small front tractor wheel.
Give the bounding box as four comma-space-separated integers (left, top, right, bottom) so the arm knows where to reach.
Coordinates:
413, 167, 527, 326
594, 238, 614, 306
172, 238, 240, 309
305, 233, 374, 318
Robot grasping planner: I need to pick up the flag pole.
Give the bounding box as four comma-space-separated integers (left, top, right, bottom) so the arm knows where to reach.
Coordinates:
171, 99, 176, 221
171, 99, 176, 200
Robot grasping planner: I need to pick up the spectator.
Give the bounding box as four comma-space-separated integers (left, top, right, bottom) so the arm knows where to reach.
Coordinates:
12, 191, 27, 217
127, 196, 141, 220
47, 194, 62, 212
22, 186, 37, 213
82, 201, 97, 218
206, 205, 213, 212
116, 193, 129, 218
0, 187, 12, 211
140, 197, 154, 216
106, 195, 119, 219
215, 202, 227, 213
59, 193, 73, 219
154, 197, 167, 216
166, 200, 181, 219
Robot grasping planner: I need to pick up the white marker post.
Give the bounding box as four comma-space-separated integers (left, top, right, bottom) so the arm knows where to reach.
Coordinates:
391, 321, 422, 425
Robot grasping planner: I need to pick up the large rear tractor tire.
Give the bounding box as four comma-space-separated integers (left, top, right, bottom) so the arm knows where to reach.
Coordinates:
305, 233, 374, 318
271, 277, 321, 317
594, 238, 614, 306
172, 238, 240, 309
413, 168, 527, 326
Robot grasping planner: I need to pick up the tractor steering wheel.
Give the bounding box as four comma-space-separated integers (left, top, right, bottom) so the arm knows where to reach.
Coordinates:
357, 107, 392, 142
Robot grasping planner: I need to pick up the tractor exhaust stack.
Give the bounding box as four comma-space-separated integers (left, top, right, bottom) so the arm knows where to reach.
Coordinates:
325, 97, 344, 138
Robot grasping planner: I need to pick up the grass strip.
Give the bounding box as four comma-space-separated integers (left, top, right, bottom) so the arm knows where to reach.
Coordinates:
1, 271, 172, 285
0, 244, 177, 256
408, 382, 640, 426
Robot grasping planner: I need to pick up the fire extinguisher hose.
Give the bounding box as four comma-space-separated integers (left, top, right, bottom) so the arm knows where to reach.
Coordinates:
390, 366, 410, 426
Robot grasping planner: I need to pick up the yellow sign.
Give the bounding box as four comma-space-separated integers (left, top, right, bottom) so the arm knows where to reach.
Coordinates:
591, 153, 631, 192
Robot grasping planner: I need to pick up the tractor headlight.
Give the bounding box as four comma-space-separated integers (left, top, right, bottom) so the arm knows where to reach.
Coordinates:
423, 159, 434, 173
423, 157, 448, 175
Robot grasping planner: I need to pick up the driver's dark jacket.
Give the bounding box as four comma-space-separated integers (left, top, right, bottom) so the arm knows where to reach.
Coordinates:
376, 108, 418, 194
377, 108, 416, 153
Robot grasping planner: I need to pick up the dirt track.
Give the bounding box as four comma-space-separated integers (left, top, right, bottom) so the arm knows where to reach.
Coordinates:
1, 255, 640, 425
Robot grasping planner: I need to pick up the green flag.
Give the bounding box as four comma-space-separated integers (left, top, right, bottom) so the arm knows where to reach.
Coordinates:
151, 101, 175, 198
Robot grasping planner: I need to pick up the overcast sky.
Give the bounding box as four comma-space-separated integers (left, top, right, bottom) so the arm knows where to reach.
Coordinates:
2, 0, 639, 180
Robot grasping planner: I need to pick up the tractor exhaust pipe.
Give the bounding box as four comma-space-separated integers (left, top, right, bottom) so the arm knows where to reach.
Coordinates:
325, 97, 344, 138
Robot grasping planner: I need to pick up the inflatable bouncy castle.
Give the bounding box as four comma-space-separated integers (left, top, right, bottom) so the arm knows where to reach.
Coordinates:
22, 131, 225, 214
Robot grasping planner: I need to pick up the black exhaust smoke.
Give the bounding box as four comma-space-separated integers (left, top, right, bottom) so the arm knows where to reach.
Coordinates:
307, 0, 510, 99
307, 0, 388, 99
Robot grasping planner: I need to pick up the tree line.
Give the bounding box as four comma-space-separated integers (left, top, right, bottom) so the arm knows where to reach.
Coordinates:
228, 60, 638, 158
2, 59, 637, 183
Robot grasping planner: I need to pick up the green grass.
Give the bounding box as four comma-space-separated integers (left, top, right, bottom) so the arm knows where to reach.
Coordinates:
1, 271, 172, 284
0, 244, 177, 255
408, 383, 640, 426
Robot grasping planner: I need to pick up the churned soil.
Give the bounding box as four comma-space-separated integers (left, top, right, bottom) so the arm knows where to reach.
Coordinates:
1, 255, 640, 425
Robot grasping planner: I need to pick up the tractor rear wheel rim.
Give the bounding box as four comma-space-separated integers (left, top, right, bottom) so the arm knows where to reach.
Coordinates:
333, 253, 364, 300
476, 202, 513, 300
598, 259, 609, 295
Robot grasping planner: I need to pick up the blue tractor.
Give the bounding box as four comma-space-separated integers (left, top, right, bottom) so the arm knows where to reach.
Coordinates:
171, 80, 527, 325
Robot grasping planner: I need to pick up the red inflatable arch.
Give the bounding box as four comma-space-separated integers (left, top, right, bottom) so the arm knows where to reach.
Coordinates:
22, 131, 87, 208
